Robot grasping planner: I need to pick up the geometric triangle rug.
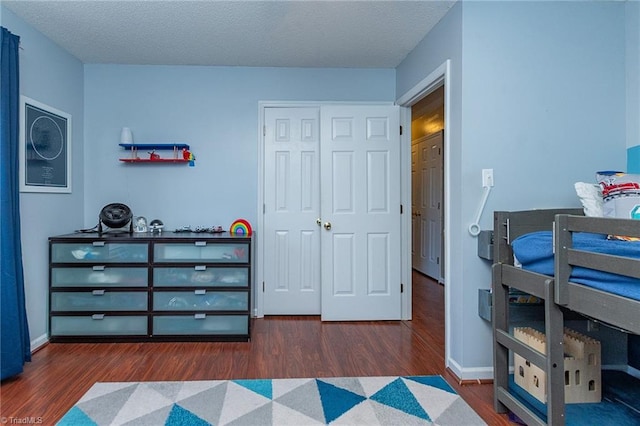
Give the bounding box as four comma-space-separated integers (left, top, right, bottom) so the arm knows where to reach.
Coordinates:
56, 375, 487, 425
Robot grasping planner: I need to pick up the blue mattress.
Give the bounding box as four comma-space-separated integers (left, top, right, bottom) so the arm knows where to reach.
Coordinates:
512, 231, 640, 301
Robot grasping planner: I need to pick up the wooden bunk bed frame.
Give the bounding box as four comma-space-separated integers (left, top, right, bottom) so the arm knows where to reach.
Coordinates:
492, 209, 640, 426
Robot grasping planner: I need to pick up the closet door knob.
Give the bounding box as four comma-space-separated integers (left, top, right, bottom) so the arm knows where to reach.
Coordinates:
323, 222, 332, 231
316, 218, 322, 226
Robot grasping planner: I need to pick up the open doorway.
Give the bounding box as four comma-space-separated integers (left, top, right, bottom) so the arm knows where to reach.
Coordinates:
409, 83, 446, 367
411, 86, 445, 283
398, 59, 451, 368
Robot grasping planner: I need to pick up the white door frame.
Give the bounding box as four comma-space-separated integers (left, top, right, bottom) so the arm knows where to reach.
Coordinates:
397, 60, 452, 367
255, 101, 403, 319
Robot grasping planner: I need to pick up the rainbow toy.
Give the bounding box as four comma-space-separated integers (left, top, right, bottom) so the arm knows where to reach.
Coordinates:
230, 219, 252, 235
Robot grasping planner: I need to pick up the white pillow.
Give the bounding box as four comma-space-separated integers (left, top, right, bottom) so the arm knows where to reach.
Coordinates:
574, 182, 603, 217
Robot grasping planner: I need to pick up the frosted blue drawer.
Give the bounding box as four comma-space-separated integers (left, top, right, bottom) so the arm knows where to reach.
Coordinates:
154, 242, 249, 263
153, 291, 248, 311
153, 267, 249, 288
51, 267, 148, 288
51, 315, 148, 336
52, 242, 148, 263
153, 315, 248, 335
51, 291, 148, 311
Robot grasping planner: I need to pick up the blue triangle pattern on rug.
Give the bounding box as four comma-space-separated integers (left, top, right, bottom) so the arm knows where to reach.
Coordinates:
406, 375, 456, 394
165, 404, 211, 426
316, 379, 367, 423
57, 406, 97, 426
371, 377, 430, 421
56, 375, 487, 425
233, 378, 273, 399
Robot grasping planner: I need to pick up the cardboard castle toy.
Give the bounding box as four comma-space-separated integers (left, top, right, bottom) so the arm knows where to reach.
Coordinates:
514, 327, 601, 404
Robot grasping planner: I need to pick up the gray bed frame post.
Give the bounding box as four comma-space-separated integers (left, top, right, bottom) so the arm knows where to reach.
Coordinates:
492, 211, 511, 416
492, 262, 509, 415
494, 211, 513, 265
554, 214, 572, 306
544, 278, 566, 425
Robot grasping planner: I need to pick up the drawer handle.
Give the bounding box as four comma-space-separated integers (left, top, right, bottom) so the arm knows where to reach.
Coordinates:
194, 289, 206, 295
195, 241, 206, 247
194, 313, 206, 320
92, 290, 105, 296
194, 265, 206, 271
92, 314, 105, 320
92, 241, 105, 247
92, 265, 106, 271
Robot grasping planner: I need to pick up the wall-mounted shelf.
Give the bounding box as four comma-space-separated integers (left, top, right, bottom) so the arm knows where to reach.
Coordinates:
120, 158, 190, 163
119, 143, 192, 163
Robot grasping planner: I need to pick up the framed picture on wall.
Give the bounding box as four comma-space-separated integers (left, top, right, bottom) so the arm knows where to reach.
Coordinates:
19, 96, 72, 193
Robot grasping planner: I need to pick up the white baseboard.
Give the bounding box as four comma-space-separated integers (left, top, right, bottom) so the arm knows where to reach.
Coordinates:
31, 333, 48, 352
447, 358, 494, 381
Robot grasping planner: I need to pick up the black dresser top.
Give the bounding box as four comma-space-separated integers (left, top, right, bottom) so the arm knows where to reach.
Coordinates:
49, 231, 252, 242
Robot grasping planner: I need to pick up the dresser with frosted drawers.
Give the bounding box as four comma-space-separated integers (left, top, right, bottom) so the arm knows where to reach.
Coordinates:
49, 232, 251, 342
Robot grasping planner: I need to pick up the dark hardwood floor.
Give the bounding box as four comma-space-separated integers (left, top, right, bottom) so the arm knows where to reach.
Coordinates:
0, 271, 510, 425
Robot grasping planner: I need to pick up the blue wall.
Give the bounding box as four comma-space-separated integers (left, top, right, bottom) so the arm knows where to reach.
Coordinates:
1, 6, 85, 348
3, 1, 637, 377
627, 0, 640, 174
396, 0, 468, 373
626, 0, 640, 367
461, 0, 627, 374
83, 65, 395, 229
396, 0, 629, 377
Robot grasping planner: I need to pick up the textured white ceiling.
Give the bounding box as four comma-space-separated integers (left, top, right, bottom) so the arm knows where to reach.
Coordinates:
3, 0, 456, 68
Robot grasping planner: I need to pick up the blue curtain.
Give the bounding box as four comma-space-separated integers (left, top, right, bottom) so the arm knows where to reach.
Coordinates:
1, 26, 31, 380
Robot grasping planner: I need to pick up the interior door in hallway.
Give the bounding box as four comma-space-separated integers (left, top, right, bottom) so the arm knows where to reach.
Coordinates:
412, 131, 443, 281
263, 107, 321, 314
411, 141, 422, 271
320, 104, 402, 320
